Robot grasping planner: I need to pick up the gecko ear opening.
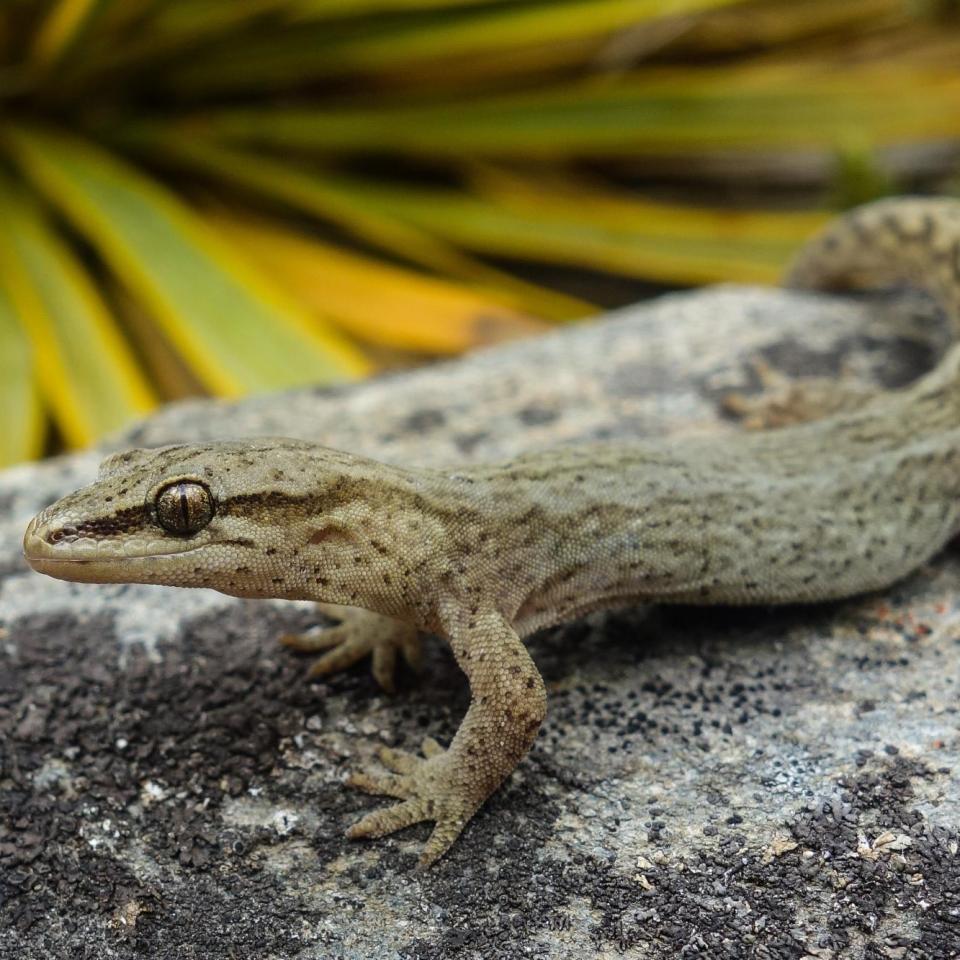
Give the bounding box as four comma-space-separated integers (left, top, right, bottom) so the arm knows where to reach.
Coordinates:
309, 525, 355, 545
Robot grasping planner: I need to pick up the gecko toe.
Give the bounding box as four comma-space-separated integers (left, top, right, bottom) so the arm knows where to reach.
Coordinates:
376, 745, 421, 775
370, 643, 398, 693
346, 770, 409, 798
347, 798, 430, 840
280, 605, 420, 691
418, 820, 467, 869
279, 626, 348, 652
306, 638, 371, 679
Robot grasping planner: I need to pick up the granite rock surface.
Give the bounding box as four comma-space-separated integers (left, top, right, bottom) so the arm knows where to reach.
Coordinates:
1, 286, 957, 959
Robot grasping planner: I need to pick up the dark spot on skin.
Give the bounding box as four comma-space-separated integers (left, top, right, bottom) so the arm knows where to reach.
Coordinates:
309, 527, 353, 546
517, 406, 559, 427
402, 409, 447, 432
454, 432, 488, 455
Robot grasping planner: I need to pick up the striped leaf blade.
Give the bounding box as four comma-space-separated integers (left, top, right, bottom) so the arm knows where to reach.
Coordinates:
0, 179, 154, 449
5, 125, 371, 396
207, 211, 558, 354
0, 277, 43, 467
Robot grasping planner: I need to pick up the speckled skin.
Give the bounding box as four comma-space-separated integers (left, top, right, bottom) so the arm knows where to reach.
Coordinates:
21, 196, 960, 866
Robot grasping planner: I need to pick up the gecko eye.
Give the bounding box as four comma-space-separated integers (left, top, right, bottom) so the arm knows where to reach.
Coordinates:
155, 481, 214, 535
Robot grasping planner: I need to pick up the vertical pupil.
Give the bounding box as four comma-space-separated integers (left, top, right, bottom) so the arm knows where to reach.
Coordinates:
178, 484, 190, 529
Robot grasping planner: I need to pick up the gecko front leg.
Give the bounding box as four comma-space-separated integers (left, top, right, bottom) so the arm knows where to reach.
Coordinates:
346, 609, 547, 867
280, 603, 421, 692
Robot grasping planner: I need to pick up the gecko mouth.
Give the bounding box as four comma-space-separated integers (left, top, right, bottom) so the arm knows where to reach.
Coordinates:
22, 514, 215, 582
22, 544, 215, 584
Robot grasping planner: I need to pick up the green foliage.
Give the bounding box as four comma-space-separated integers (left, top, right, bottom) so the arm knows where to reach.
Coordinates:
1, 0, 959, 464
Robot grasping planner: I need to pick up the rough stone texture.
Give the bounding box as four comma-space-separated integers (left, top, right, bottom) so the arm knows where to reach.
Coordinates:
1, 285, 958, 960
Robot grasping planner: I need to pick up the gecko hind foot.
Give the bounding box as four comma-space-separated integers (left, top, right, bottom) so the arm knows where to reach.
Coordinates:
346, 737, 481, 868
280, 603, 421, 692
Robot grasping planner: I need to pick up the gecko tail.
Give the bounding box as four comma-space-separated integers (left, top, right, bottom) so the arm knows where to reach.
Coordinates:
784, 196, 960, 338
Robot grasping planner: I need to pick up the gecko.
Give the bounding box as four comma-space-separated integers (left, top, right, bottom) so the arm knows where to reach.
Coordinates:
21, 197, 960, 867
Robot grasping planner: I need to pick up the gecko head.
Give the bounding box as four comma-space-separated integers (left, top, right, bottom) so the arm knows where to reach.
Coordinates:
22, 438, 419, 600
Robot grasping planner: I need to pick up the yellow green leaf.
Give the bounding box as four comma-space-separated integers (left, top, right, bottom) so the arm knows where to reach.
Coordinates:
677, 0, 904, 54
30, 0, 113, 68
207, 211, 558, 354
193, 64, 960, 157
119, 133, 591, 321
168, 0, 745, 92
315, 0, 744, 67
0, 276, 43, 467
4, 125, 371, 396
290, 0, 502, 17
319, 170, 831, 285
109, 283, 209, 402
0, 178, 155, 449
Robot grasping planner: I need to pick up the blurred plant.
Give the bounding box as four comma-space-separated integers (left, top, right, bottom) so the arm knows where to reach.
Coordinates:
2, 0, 960, 465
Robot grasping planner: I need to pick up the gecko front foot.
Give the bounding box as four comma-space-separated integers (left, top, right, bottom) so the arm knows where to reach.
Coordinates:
346, 737, 485, 868
280, 603, 421, 692
344, 611, 546, 866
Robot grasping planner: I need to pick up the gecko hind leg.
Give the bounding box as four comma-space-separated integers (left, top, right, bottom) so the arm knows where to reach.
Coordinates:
280, 603, 421, 693
722, 357, 882, 430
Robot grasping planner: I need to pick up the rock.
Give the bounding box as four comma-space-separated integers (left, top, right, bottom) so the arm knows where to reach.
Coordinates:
1, 285, 957, 959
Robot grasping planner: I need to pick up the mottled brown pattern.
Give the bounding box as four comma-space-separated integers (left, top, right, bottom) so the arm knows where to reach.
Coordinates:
22, 196, 960, 867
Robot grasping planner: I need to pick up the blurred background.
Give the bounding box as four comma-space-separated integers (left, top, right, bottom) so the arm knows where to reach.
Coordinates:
2, 0, 960, 466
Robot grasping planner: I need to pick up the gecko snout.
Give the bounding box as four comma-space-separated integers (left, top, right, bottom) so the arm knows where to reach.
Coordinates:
22, 508, 76, 569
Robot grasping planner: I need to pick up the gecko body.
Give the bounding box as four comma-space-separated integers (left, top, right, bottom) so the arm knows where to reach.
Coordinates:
22, 197, 960, 865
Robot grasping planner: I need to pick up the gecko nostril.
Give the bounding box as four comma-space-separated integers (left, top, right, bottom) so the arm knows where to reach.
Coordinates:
47, 525, 77, 545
